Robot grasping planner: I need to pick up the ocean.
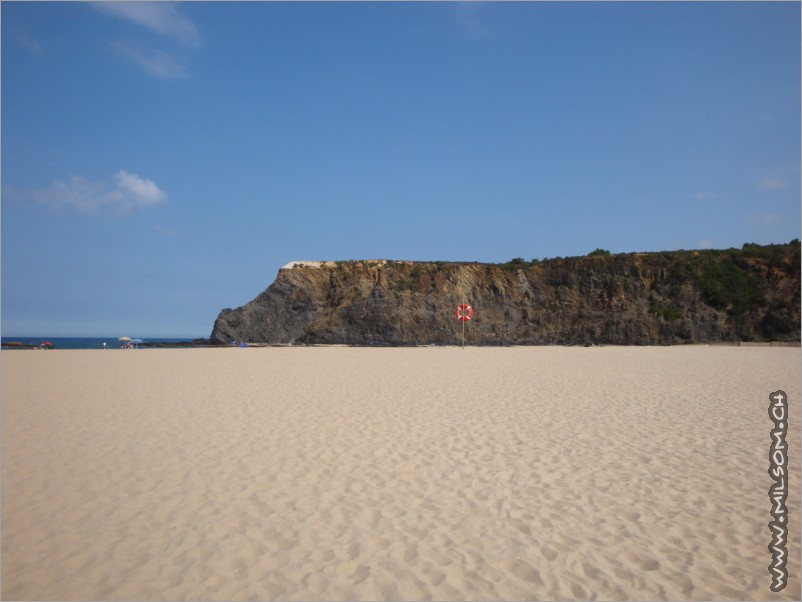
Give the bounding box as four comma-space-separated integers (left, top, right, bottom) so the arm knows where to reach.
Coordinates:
1, 337, 201, 350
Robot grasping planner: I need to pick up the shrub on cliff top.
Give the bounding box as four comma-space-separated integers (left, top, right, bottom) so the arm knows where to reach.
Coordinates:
498, 257, 540, 270
689, 254, 766, 319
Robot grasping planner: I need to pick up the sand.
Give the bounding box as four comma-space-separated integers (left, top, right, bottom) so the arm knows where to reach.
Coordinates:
2, 346, 799, 601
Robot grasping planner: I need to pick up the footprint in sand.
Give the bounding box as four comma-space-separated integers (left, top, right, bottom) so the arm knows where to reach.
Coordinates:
552, 541, 573, 553
613, 565, 634, 581
309, 548, 335, 562
301, 572, 329, 594
259, 580, 286, 598
568, 579, 588, 598
403, 545, 418, 563
428, 552, 453, 567
347, 541, 361, 558
352, 565, 371, 585
622, 549, 661, 571
538, 517, 554, 529
335, 560, 359, 579
501, 559, 544, 586
426, 570, 446, 587
677, 575, 695, 596
580, 561, 601, 580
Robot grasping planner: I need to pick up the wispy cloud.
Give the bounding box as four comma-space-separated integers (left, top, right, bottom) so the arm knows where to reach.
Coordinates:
114, 42, 188, 79
152, 223, 178, 236
93, 2, 200, 48
93, 1, 199, 78
694, 191, 718, 201
757, 178, 788, 190
697, 239, 714, 249
453, 3, 491, 39
11, 26, 45, 54
754, 212, 784, 225
9, 170, 167, 215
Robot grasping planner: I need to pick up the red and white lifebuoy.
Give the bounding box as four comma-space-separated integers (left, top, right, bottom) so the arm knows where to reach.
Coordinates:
456, 304, 473, 322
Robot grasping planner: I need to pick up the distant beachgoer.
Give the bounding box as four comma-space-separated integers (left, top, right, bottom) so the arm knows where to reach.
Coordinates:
102, 342, 107, 350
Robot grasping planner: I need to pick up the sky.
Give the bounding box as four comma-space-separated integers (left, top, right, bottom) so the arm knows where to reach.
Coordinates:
2, 1, 800, 338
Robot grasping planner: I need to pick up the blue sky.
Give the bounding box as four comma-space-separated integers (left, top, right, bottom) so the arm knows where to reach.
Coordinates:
2, 1, 800, 338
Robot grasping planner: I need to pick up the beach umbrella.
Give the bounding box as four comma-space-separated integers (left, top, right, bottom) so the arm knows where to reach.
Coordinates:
118, 336, 132, 342
131, 338, 144, 344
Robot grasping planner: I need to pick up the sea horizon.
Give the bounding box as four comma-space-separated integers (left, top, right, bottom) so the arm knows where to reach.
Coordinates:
1, 336, 206, 350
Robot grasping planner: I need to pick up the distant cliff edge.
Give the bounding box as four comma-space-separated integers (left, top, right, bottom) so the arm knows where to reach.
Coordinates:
210, 243, 801, 346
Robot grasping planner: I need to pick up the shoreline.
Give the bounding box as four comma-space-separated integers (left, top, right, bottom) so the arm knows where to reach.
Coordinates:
3, 340, 800, 350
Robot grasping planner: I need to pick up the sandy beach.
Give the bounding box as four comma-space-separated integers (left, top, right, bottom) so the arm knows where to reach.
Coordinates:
2, 346, 799, 601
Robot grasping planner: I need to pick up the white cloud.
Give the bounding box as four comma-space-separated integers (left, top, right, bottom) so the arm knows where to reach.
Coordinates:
697, 240, 714, 249
114, 42, 188, 79
757, 178, 788, 190
114, 170, 167, 204
12, 170, 167, 215
93, 1, 200, 48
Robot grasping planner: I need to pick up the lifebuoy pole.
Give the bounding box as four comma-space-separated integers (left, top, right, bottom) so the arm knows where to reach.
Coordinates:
456, 303, 473, 348
462, 299, 465, 349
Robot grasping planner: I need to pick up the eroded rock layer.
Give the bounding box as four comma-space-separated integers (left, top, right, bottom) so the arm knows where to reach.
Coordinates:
211, 244, 800, 346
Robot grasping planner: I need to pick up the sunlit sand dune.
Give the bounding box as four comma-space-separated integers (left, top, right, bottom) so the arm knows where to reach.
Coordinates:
2, 346, 799, 600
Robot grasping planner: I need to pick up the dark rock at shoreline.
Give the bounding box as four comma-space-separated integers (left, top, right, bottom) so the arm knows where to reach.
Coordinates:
142, 338, 211, 348
1, 341, 37, 349
210, 243, 801, 346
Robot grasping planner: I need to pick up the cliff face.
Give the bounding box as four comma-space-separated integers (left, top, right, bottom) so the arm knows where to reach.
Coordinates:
210, 244, 801, 346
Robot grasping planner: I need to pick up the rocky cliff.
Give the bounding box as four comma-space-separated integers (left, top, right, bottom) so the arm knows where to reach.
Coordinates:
210, 243, 801, 346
